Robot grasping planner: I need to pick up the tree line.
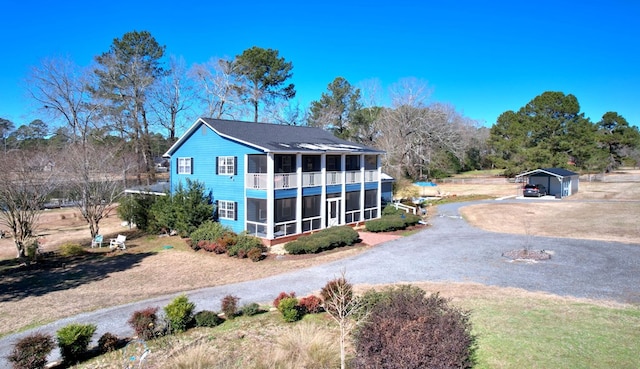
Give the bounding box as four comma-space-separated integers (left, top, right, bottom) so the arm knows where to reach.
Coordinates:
1, 29, 638, 260
489, 91, 640, 176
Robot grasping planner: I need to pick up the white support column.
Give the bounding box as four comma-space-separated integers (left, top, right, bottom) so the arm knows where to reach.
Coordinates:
320, 154, 327, 229
360, 153, 365, 221
340, 154, 346, 225
266, 153, 275, 239
296, 153, 302, 234
376, 155, 382, 218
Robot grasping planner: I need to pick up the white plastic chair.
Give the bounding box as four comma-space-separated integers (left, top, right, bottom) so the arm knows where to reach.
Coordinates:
91, 235, 104, 248
109, 235, 127, 250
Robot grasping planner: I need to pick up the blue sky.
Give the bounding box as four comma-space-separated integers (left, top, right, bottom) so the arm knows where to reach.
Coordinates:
1, 0, 639, 132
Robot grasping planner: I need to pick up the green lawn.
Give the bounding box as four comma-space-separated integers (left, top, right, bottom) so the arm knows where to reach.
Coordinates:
75, 288, 640, 369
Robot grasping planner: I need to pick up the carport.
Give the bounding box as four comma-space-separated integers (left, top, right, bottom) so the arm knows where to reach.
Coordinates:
515, 168, 579, 198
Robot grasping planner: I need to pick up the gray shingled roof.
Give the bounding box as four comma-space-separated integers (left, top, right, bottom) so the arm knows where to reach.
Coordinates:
515, 167, 578, 178
541, 167, 578, 177
201, 118, 382, 153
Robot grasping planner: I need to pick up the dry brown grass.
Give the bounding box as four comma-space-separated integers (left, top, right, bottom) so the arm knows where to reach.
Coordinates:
0, 233, 368, 337
459, 177, 640, 244
1, 170, 638, 338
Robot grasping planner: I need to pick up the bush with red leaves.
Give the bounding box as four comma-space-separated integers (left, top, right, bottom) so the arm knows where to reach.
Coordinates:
352, 286, 476, 369
298, 295, 323, 314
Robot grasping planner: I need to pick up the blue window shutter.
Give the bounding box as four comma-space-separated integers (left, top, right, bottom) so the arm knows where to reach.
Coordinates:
234, 157, 238, 175
215, 157, 219, 174
190, 158, 193, 174
234, 202, 238, 221
176, 158, 179, 174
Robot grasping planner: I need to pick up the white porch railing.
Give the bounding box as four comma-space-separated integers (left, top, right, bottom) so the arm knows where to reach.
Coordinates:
246, 221, 267, 237
302, 216, 322, 232
345, 210, 361, 223
275, 173, 297, 189
326, 171, 342, 185
302, 172, 322, 187
364, 207, 378, 220
345, 171, 361, 184
247, 173, 268, 189
364, 170, 378, 182
274, 220, 297, 237
392, 202, 417, 214
247, 170, 376, 189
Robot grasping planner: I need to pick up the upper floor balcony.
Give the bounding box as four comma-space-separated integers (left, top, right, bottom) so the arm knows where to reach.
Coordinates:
246, 170, 379, 190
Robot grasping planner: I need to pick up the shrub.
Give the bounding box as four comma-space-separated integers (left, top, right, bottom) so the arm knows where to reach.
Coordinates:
117, 193, 157, 232
321, 277, 354, 317
56, 323, 97, 364
298, 295, 323, 314
241, 302, 262, 316
247, 247, 265, 262
221, 295, 240, 319
97, 332, 120, 353
278, 297, 302, 322
365, 212, 421, 232
128, 307, 158, 340
59, 242, 85, 256
365, 216, 406, 232
215, 232, 238, 254
150, 179, 214, 237
352, 286, 476, 369
164, 294, 196, 333
228, 233, 266, 258
194, 310, 224, 328
189, 221, 233, 249
284, 226, 359, 254
273, 291, 296, 309
7, 333, 55, 369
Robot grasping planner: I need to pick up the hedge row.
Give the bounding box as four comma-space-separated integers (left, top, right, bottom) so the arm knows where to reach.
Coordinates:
284, 226, 359, 254
365, 213, 422, 232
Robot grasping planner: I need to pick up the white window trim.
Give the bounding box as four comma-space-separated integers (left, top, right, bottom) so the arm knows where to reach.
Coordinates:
218, 156, 235, 175
219, 200, 235, 220
178, 157, 191, 174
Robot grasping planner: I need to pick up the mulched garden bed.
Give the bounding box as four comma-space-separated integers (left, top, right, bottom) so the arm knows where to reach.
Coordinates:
502, 249, 551, 261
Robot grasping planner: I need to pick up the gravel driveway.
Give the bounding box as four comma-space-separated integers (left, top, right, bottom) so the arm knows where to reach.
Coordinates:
2, 200, 639, 366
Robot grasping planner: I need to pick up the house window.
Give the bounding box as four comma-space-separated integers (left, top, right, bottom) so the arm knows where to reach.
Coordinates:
218, 156, 235, 175
177, 157, 192, 174
365, 155, 377, 170
327, 155, 341, 171
275, 198, 296, 223
346, 155, 360, 171
218, 200, 236, 220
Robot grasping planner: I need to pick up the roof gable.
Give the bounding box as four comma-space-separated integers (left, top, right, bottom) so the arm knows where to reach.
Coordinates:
164, 118, 382, 157
515, 167, 578, 178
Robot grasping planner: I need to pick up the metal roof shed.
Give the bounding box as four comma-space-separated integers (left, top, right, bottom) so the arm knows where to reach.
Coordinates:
515, 168, 579, 198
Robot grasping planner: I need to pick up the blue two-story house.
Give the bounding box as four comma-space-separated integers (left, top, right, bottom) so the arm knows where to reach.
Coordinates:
163, 118, 385, 244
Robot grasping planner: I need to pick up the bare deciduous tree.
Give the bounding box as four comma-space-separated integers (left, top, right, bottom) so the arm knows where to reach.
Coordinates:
374, 78, 480, 179
27, 56, 97, 143
61, 142, 125, 239
189, 57, 244, 120
0, 150, 57, 259
150, 55, 194, 141
321, 273, 361, 369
